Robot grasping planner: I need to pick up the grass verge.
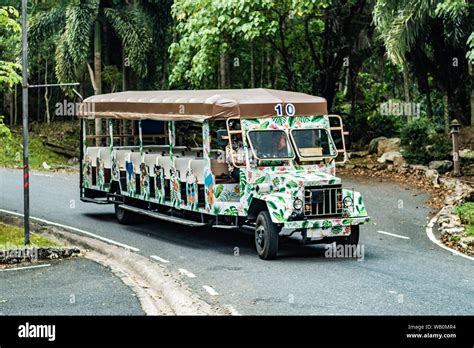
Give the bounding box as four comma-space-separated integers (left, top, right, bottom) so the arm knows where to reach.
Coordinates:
454, 202, 474, 237
0, 222, 62, 250
0, 121, 79, 171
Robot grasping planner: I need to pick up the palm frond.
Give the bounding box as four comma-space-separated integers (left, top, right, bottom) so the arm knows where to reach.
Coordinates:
373, 0, 437, 65
29, 6, 66, 50
55, 35, 77, 87
104, 7, 153, 78
63, 0, 99, 66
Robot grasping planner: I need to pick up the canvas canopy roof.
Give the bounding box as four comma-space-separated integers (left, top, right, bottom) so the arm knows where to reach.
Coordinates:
79, 88, 327, 122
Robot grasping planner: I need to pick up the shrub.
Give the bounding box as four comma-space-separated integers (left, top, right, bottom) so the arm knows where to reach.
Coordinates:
455, 202, 474, 226
428, 133, 451, 161
0, 115, 12, 139
367, 112, 402, 139
400, 118, 452, 164
400, 118, 431, 163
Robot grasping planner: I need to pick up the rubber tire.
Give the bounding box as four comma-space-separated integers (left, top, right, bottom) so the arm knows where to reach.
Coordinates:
114, 204, 135, 225
255, 211, 280, 260
336, 225, 360, 246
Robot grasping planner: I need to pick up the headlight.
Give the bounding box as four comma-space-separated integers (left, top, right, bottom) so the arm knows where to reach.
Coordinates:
343, 196, 353, 208
255, 184, 273, 193
293, 198, 303, 211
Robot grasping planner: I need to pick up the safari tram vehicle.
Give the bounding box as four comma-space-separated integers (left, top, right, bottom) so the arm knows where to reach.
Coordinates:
79, 89, 369, 260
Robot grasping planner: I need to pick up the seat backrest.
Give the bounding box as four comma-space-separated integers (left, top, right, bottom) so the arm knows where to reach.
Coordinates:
144, 154, 161, 176
189, 159, 206, 184
174, 158, 191, 182
86, 147, 101, 167
100, 148, 113, 168
114, 149, 130, 170
157, 156, 173, 179
127, 152, 142, 174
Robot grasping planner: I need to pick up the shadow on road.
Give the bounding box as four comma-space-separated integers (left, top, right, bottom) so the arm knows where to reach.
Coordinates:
82, 212, 369, 261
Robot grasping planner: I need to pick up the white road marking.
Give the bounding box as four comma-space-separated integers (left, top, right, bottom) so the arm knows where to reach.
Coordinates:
150, 255, 169, 264
223, 304, 240, 315
375, 230, 410, 240
0, 208, 140, 252
426, 214, 474, 261
0, 264, 51, 272
203, 285, 219, 296
388, 290, 397, 294
178, 268, 196, 278
30, 173, 53, 178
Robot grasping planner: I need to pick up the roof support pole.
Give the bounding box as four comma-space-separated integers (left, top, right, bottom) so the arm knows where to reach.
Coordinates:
168, 121, 175, 163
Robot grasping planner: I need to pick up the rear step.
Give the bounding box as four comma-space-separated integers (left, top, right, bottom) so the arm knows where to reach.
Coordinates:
120, 205, 208, 227
81, 192, 123, 205
80, 197, 110, 204
212, 225, 239, 229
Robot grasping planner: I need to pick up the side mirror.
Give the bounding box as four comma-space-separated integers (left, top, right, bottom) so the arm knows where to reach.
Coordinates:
216, 129, 229, 147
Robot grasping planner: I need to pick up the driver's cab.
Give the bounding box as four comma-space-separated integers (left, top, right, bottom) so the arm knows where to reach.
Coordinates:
216, 115, 347, 173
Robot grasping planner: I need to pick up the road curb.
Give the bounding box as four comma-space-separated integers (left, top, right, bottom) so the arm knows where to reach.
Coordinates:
426, 212, 474, 261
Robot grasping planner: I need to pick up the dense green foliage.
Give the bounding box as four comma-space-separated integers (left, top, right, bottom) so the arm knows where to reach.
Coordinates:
400, 118, 452, 164
455, 202, 474, 236
0, 0, 472, 164
0, 222, 61, 249
0, 6, 21, 87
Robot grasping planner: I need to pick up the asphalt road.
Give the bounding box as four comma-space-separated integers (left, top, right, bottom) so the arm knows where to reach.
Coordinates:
0, 258, 144, 315
0, 168, 473, 315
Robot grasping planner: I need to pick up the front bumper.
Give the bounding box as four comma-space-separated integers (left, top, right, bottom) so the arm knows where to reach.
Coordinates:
284, 216, 370, 237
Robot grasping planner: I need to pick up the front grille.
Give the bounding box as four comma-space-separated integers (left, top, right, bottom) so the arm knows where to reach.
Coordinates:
304, 185, 342, 217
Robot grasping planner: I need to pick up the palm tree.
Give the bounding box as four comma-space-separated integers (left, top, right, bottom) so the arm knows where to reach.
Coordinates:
373, 0, 473, 127
29, 0, 154, 143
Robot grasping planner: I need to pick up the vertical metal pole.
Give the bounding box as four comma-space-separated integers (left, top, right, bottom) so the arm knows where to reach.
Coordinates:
80, 118, 84, 197
21, 0, 30, 245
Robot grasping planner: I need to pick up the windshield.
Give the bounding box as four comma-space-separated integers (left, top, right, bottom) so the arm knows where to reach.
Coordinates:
248, 130, 294, 160
291, 129, 336, 158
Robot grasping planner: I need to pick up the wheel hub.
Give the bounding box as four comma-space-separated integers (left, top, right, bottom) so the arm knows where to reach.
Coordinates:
256, 225, 265, 248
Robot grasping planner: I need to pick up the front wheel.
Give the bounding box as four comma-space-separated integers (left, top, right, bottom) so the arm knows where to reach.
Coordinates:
255, 211, 281, 260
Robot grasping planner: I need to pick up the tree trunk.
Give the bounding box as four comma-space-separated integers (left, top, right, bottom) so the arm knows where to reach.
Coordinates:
273, 55, 279, 89
36, 68, 40, 122
259, 44, 265, 87
402, 62, 410, 102
44, 60, 51, 124
14, 86, 18, 125
8, 91, 14, 125
217, 59, 221, 88
219, 53, 229, 88
443, 91, 449, 135
425, 83, 433, 122
122, 51, 129, 91
94, 20, 102, 146
161, 48, 167, 89
250, 42, 255, 88
266, 46, 272, 87
469, 61, 474, 126
402, 61, 411, 121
